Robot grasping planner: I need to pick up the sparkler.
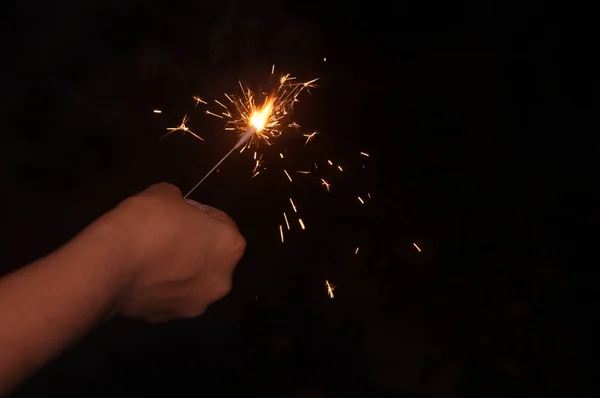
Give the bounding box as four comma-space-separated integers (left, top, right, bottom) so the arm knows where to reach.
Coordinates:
159, 66, 426, 304
183, 69, 318, 199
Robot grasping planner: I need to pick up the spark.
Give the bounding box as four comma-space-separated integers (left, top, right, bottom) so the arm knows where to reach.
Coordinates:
192, 96, 207, 111
337, 165, 343, 172
252, 171, 260, 178
324, 57, 327, 62
297, 170, 311, 174
289, 198, 297, 212
153, 109, 162, 114
214, 99, 228, 109
252, 154, 263, 174
413, 242, 422, 252
358, 196, 365, 204
299, 218, 306, 230
321, 178, 331, 192
253, 151, 257, 160
279, 225, 284, 243
355, 247, 359, 254
271, 64, 275, 74
283, 212, 290, 230
288, 122, 300, 129
206, 110, 224, 119
314, 162, 318, 169
165, 115, 204, 141
284, 170, 292, 182
303, 131, 319, 145
327, 160, 333, 166
279, 153, 284, 159
360, 152, 370, 157
325, 280, 335, 299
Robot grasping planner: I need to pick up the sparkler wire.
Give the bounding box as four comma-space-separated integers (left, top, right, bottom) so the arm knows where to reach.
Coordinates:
183, 126, 256, 199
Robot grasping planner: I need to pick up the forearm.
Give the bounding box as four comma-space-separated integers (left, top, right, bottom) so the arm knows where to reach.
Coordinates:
0, 220, 129, 394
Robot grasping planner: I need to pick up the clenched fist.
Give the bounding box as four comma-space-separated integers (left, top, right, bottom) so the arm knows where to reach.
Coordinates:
0, 182, 247, 392
96, 182, 246, 322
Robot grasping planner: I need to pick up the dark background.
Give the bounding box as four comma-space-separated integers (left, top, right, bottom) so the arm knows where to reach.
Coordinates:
0, 0, 586, 397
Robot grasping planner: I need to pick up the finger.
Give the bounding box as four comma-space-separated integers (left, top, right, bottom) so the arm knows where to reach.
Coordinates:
144, 182, 183, 198
185, 199, 233, 224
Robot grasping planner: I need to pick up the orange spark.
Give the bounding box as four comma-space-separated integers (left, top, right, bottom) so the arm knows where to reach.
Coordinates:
284, 170, 292, 182
279, 225, 284, 243
289, 198, 297, 212
358, 196, 365, 204
283, 212, 290, 230
165, 115, 204, 141
360, 152, 369, 157
325, 280, 335, 298
413, 243, 422, 252
206, 110, 224, 119
299, 218, 306, 230
321, 179, 331, 192
303, 131, 319, 145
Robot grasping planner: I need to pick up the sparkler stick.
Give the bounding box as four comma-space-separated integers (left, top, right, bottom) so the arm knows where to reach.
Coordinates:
183, 126, 256, 199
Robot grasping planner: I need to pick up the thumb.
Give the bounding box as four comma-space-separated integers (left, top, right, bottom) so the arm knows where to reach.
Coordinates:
185, 199, 230, 223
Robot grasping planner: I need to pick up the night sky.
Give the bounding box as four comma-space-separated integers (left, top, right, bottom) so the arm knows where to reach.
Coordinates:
0, 1, 585, 397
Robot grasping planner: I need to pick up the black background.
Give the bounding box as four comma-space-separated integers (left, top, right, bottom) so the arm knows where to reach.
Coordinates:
0, 0, 587, 397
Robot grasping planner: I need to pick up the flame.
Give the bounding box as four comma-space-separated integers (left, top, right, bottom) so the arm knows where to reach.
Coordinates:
249, 97, 275, 132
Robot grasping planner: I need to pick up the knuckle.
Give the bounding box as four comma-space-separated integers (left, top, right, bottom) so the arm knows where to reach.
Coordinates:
214, 279, 232, 299
151, 182, 182, 197
222, 227, 246, 254
177, 305, 206, 318
232, 232, 246, 254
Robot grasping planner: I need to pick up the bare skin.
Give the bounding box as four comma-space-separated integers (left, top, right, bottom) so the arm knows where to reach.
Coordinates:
0, 183, 246, 395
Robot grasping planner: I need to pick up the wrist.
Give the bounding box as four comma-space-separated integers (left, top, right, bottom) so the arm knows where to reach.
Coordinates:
63, 214, 137, 318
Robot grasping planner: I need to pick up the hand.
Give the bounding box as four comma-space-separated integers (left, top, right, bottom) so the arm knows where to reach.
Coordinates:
95, 183, 246, 322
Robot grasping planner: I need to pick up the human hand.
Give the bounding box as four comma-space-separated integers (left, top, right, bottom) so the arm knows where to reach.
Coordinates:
93, 183, 246, 322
